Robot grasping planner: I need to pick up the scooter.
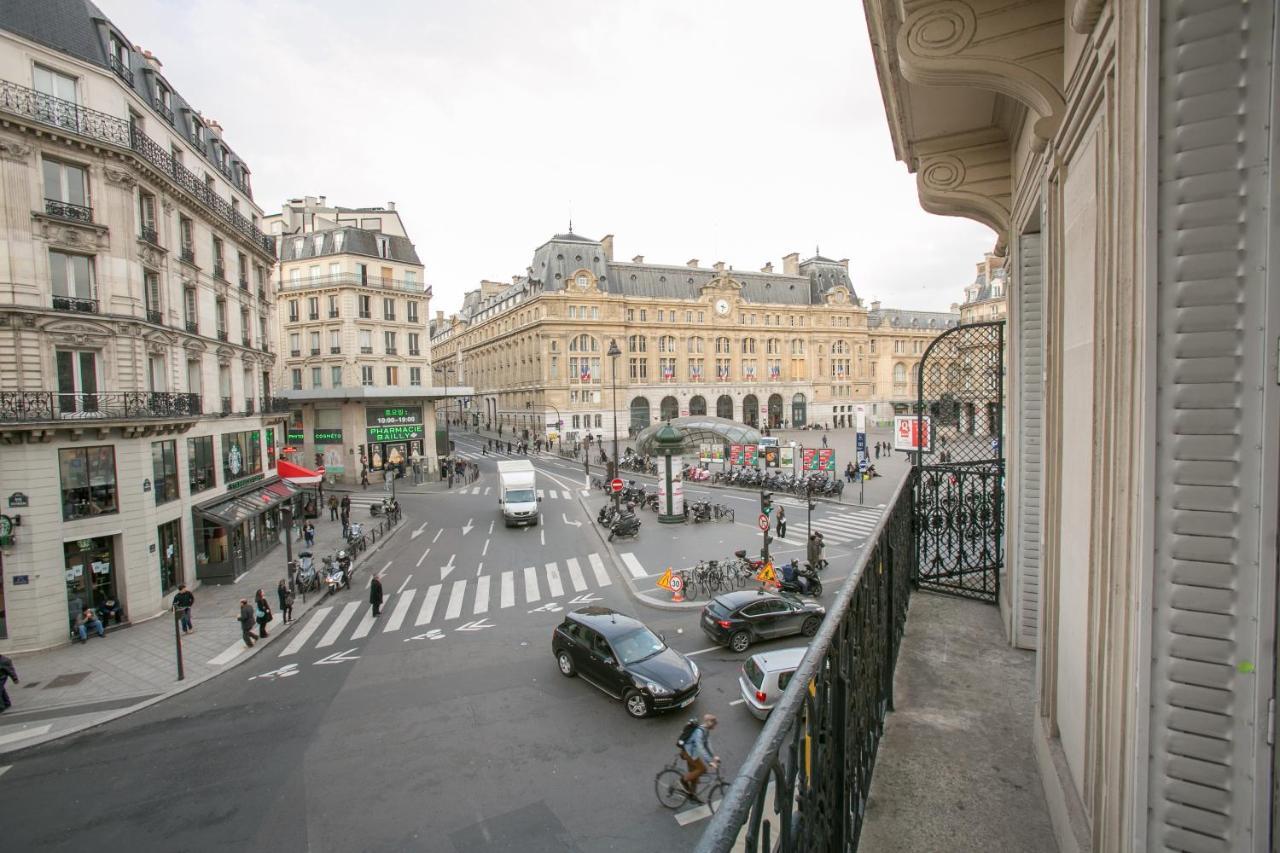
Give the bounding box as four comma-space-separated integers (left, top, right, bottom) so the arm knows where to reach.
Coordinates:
688, 500, 712, 523
295, 551, 318, 591
598, 503, 620, 527
336, 549, 353, 589
777, 561, 823, 597
608, 511, 642, 542
346, 521, 364, 543
370, 495, 396, 516
324, 555, 346, 596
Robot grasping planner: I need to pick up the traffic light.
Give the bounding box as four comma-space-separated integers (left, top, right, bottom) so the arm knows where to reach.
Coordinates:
760, 491, 774, 516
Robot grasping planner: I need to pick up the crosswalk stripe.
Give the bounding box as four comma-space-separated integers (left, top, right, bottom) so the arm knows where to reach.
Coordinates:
415, 585, 441, 625
472, 486, 481, 495
384, 589, 417, 633
588, 553, 612, 586
351, 596, 386, 639
317, 601, 360, 648
620, 552, 647, 579
524, 566, 540, 602
546, 562, 564, 598
537, 489, 545, 498
444, 580, 467, 620
501, 571, 515, 608
549, 489, 559, 499
580, 490, 590, 497
474, 575, 490, 614
566, 558, 587, 592
279, 606, 331, 656
484, 486, 491, 495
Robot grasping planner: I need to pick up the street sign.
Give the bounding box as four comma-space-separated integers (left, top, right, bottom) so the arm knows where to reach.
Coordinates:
758, 514, 770, 531
755, 563, 776, 583
656, 568, 675, 590
610, 478, 624, 493
668, 574, 684, 593
893, 415, 932, 452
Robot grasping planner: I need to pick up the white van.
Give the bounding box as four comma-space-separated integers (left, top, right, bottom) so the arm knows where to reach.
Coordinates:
496, 459, 540, 527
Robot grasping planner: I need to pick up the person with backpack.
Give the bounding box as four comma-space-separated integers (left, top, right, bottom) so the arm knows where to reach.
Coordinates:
677, 714, 719, 801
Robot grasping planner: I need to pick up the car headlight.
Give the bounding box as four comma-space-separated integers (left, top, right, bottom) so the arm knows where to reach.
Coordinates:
689, 660, 700, 680
646, 680, 674, 696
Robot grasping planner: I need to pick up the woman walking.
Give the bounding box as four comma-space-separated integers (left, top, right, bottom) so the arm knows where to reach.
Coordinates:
277, 579, 292, 624
254, 588, 273, 638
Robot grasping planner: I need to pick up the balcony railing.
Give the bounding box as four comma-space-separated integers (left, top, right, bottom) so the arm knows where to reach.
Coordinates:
696, 477, 915, 853
244, 399, 255, 416
310, 348, 321, 356
328, 310, 339, 318
242, 336, 252, 347
0, 81, 269, 250
330, 346, 341, 354
220, 396, 232, 416
278, 272, 426, 294
213, 261, 226, 280
263, 396, 291, 413
308, 313, 319, 321
153, 98, 174, 125
239, 274, 249, 290
140, 224, 159, 245
0, 391, 201, 423
216, 329, 228, 342
259, 287, 267, 301
180, 245, 196, 264
53, 295, 98, 313
146, 309, 163, 325
108, 55, 133, 86
185, 320, 198, 333
290, 349, 301, 357
44, 198, 93, 223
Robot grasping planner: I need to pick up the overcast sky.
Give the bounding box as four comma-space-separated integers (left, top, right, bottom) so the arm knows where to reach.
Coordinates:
107, 0, 995, 314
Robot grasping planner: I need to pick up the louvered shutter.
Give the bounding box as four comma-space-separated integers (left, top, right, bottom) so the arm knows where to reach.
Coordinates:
1148, 1, 1275, 849
1013, 233, 1043, 650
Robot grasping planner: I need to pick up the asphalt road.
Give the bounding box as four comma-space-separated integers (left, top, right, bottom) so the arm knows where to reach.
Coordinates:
0, 434, 896, 852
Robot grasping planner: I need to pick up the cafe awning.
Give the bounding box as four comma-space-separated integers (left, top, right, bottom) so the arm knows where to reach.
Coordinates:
278, 459, 324, 485
194, 478, 298, 527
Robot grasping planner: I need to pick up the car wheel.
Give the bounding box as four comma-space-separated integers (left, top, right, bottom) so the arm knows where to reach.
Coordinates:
729, 630, 751, 653
623, 689, 650, 718
800, 616, 821, 637
556, 650, 576, 677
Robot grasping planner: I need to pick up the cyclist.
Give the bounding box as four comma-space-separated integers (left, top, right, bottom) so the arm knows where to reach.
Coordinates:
680, 714, 720, 801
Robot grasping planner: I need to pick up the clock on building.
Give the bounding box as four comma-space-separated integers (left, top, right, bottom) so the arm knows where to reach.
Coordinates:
715, 299, 730, 316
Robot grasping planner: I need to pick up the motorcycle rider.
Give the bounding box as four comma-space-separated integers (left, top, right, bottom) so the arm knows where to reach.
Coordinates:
781, 559, 810, 595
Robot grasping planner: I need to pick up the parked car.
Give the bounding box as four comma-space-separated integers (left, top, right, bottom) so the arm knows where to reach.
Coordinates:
738, 647, 807, 720
552, 607, 700, 718
700, 589, 825, 653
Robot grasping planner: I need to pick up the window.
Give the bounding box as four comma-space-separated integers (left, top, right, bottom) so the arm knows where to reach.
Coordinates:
179, 216, 194, 257
410, 367, 422, 386
715, 337, 731, 354
568, 306, 577, 319
688, 358, 704, 381
291, 368, 302, 390
359, 329, 373, 354
595, 414, 602, 428
628, 335, 647, 353
629, 358, 648, 380
550, 355, 558, 379
144, 270, 161, 320
187, 435, 215, 493
716, 357, 731, 380
303, 331, 317, 355
212, 237, 224, 275
34, 64, 77, 103
331, 366, 343, 386
386, 366, 399, 385
152, 440, 179, 504
627, 308, 635, 322
384, 331, 397, 354
697, 311, 704, 323
311, 366, 323, 387
289, 333, 301, 356
639, 309, 647, 322
741, 338, 756, 354
383, 298, 396, 320
49, 250, 95, 303
360, 366, 374, 386
59, 445, 117, 520
404, 270, 417, 288
307, 296, 319, 321
42, 158, 89, 212
221, 430, 262, 484
408, 333, 420, 356
148, 353, 166, 392
327, 294, 339, 318
658, 335, 676, 353
329, 329, 341, 354
790, 338, 805, 356
55, 349, 98, 413
568, 334, 598, 353
869, 339, 876, 354
893, 363, 907, 383
358, 295, 371, 318
407, 301, 419, 323
591, 306, 599, 320
687, 337, 704, 354
287, 299, 299, 323
659, 357, 677, 381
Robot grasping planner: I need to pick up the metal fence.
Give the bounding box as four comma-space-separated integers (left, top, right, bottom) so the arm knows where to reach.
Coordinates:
696, 474, 915, 852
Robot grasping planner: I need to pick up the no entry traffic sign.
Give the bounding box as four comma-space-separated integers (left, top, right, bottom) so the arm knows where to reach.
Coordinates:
758, 513, 770, 531
610, 478, 624, 493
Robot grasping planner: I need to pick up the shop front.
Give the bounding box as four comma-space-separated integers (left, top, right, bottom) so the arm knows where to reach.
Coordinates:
64, 534, 117, 627
364, 406, 425, 480
192, 478, 298, 584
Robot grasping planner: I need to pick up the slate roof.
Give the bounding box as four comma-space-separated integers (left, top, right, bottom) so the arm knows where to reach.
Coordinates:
963, 264, 1007, 304
278, 227, 422, 265
867, 307, 960, 330
1, 0, 256, 192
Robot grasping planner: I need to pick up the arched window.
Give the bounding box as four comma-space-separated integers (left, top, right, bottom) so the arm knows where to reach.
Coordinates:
833, 339, 849, 355
893, 363, 907, 383
790, 338, 805, 356
687, 336, 704, 354
741, 338, 756, 354
766, 338, 780, 355
716, 337, 730, 354
658, 335, 676, 353
569, 334, 598, 353
628, 335, 646, 353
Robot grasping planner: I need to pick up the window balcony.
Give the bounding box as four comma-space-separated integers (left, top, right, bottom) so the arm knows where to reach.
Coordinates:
216, 329, 228, 342
258, 287, 267, 301
290, 349, 301, 357
146, 309, 163, 325
310, 347, 321, 356
0, 390, 201, 423
263, 397, 290, 413
44, 198, 93, 223
358, 312, 371, 319
185, 320, 198, 333
220, 397, 232, 416
108, 55, 133, 86
244, 399, 255, 416
328, 310, 339, 318
360, 346, 374, 354
330, 346, 341, 354
384, 314, 397, 322
153, 98, 174, 125
409, 348, 421, 356
213, 261, 226, 281
242, 336, 252, 347
52, 295, 98, 313
140, 224, 159, 245
386, 348, 398, 355
308, 313, 320, 321
239, 274, 249, 290
287, 314, 299, 324
180, 245, 196, 264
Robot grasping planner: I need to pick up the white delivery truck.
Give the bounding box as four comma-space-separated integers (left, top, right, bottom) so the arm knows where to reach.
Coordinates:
496, 459, 540, 527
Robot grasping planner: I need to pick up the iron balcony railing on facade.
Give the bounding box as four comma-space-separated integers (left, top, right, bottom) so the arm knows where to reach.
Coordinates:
696, 475, 915, 853
153, 98, 174, 125
310, 348, 321, 356
244, 399, 255, 416
242, 336, 252, 347
0, 81, 271, 254
146, 309, 163, 325
330, 346, 341, 354
0, 391, 201, 423
213, 261, 226, 281
44, 198, 93, 223
239, 274, 249, 290
259, 287, 267, 301
220, 397, 232, 416
140, 224, 159, 245
290, 350, 301, 357
108, 55, 133, 86
180, 245, 196, 264
279, 272, 427, 295
185, 320, 198, 333
216, 329, 228, 341
263, 397, 290, 413
53, 295, 98, 313
328, 310, 339, 318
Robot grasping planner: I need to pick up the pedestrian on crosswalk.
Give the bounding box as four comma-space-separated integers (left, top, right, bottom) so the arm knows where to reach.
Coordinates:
776, 507, 786, 538
370, 574, 384, 617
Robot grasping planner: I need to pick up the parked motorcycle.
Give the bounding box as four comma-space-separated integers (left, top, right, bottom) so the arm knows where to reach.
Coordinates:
346, 521, 365, 543
777, 561, 823, 597
370, 496, 397, 516
608, 511, 642, 542
336, 549, 353, 589
324, 554, 346, 596
295, 551, 318, 591
688, 500, 713, 523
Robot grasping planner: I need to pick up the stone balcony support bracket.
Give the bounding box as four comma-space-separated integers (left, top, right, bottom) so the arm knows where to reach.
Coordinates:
915, 133, 1013, 248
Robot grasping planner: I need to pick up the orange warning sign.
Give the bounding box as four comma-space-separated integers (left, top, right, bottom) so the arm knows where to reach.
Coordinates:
656, 568, 675, 590
755, 563, 777, 584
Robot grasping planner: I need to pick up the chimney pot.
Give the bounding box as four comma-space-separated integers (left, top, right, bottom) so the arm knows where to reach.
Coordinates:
687, 259, 699, 268
713, 261, 725, 272
760, 262, 773, 273
318, 195, 326, 207
632, 255, 644, 264
601, 234, 614, 261
387, 201, 396, 211
782, 252, 800, 276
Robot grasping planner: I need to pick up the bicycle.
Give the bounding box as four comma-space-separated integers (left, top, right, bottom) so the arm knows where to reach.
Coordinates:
655, 754, 728, 812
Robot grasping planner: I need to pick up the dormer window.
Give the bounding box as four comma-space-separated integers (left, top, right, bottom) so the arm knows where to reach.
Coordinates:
312, 234, 324, 254
333, 232, 345, 252
292, 237, 304, 257
575, 274, 589, 288
108, 35, 132, 85
377, 236, 390, 258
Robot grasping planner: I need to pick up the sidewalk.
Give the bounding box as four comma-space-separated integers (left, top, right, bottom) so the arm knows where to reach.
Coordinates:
859, 592, 1057, 852
0, 510, 408, 755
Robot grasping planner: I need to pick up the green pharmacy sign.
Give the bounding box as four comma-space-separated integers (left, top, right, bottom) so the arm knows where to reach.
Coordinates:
367, 424, 424, 443
313, 429, 344, 444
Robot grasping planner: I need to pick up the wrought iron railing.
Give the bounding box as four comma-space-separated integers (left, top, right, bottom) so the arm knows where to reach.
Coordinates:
220, 397, 232, 416
185, 320, 198, 333
44, 198, 93, 222
290, 350, 301, 357
239, 274, 249, 290
278, 272, 426, 294
242, 336, 252, 347
263, 396, 291, 413
180, 245, 196, 264
146, 309, 163, 325
108, 55, 133, 86
216, 329, 228, 341
0, 80, 268, 249
245, 399, 256, 416
259, 287, 268, 301
0, 391, 201, 423
140, 224, 159, 244
53, 295, 98, 313
213, 261, 226, 280
330, 346, 341, 354
153, 98, 174, 125
697, 475, 915, 853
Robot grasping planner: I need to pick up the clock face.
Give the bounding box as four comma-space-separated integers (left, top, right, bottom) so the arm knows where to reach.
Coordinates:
715, 299, 730, 316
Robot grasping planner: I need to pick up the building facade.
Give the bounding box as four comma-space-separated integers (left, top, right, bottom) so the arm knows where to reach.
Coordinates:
430, 232, 958, 444
264, 197, 443, 481
0, 2, 290, 651
865, 1, 1278, 850
958, 253, 1008, 325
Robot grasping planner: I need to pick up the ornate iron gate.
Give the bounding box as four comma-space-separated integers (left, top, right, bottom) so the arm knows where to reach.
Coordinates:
913, 321, 1004, 603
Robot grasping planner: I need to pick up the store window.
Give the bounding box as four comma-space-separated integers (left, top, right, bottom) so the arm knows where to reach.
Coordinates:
188, 435, 215, 493
151, 439, 179, 504
221, 430, 263, 486
157, 518, 182, 593
59, 445, 118, 520
64, 535, 117, 620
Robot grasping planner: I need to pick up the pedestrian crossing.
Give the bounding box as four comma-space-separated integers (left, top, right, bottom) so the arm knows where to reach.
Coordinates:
448, 485, 588, 501
277, 552, 615, 657
811, 506, 885, 545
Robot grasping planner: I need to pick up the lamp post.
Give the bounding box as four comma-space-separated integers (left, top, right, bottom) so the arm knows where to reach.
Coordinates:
607, 339, 622, 512
434, 364, 451, 464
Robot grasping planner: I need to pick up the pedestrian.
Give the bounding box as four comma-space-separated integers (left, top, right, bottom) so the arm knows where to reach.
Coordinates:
238, 598, 257, 647
776, 506, 787, 539
370, 573, 384, 617
277, 579, 292, 624
360, 467, 369, 489
328, 494, 339, 521
254, 588, 273, 638
341, 509, 350, 538
448, 468, 455, 488
74, 607, 105, 642
822, 434, 828, 448
806, 533, 820, 570
172, 584, 195, 634
303, 521, 315, 548
0, 653, 18, 713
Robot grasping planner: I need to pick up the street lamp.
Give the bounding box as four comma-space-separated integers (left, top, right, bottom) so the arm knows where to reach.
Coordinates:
433, 364, 451, 458
607, 338, 622, 511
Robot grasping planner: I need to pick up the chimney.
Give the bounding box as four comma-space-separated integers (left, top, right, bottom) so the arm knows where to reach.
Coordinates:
601, 234, 614, 261
436, 310, 444, 324
387, 201, 396, 211
870, 300, 881, 312
205, 118, 223, 133
950, 302, 960, 313
687, 259, 699, 268
318, 195, 326, 207
760, 262, 773, 273
512, 275, 521, 285
838, 258, 849, 270
782, 252, 800, 276
632, 255, 644, 264
138, 48, 162, 69
713, 261, 725, 272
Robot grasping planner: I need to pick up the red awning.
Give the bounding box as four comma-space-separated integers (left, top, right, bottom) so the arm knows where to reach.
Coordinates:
278, 459, 325, 484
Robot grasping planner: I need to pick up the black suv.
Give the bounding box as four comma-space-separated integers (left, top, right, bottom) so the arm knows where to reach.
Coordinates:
552, 607, 700, 718
701, 589, 826, 653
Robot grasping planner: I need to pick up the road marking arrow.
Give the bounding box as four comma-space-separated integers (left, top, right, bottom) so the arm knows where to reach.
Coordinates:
568, 593, 601, 605
455, 618, 494, 632
461, 518, 474, 536
562, 513, 582, 528
410, 522, 428, 539
440, 554, 457, 580
314, 648, 360, 665
529, 602, 563, 614
249, 663, 299, 681
404, 629, 445, 642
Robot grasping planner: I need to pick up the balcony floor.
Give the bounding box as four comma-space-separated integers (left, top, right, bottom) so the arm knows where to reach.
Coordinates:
860, 591, 1057, 853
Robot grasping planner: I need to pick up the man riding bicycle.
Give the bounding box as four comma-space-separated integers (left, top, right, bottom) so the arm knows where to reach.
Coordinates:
681, 714, 719, 801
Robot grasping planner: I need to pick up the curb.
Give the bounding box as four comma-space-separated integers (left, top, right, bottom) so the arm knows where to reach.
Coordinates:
0, 514, 414, 757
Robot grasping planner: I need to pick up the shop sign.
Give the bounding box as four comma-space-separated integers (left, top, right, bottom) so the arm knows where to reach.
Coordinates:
226, 472, 266, 489
313, 429, 344, 444
367, 424, 424, 443
7, 491, 28, 508
366, 406, 423, 427
287, 429, 306, 444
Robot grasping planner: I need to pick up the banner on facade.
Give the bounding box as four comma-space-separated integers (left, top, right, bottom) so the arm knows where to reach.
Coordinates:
894, 415, 932, 452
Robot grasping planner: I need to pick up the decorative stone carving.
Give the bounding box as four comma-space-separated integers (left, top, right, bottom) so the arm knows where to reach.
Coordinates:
161, 198, 175, 215
0, 139, 32, 161
103, 165, 137, 187
915, 136, 1012, 245
32, 214, 112, 250
41, 320, 113, 346
138, 244, 165, 267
